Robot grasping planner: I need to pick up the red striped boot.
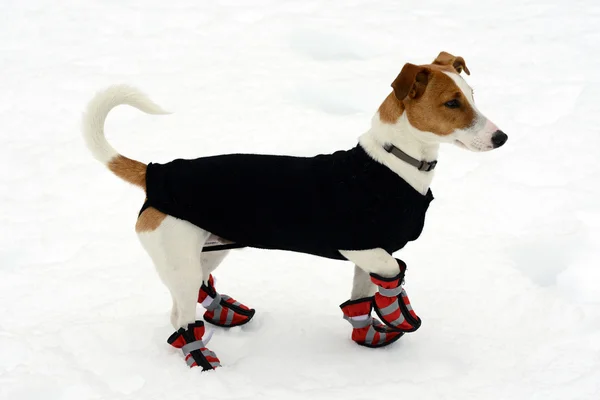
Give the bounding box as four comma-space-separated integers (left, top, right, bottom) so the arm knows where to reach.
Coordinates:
167, 321, 220, 371
370, 259, 421, 332
198, 275, 256, 328
340, 297, 404, 348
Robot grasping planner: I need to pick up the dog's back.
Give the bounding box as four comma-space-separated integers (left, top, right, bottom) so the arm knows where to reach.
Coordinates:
143, 145, 433, 259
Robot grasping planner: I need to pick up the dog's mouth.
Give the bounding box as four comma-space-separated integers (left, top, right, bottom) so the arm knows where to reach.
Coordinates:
454, 139, 494, 152
454, 140, 468, 149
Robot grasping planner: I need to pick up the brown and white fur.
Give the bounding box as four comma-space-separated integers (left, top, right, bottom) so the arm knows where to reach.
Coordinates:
82, 51, 507, 332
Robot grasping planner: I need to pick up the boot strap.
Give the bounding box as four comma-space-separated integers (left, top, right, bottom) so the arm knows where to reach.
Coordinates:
204, 292, 222, 311
343, 315, 373, 329
378, 286, 403, 297
181, 340, 206, 354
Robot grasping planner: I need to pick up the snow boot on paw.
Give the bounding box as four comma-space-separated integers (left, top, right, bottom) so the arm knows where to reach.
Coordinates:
198, 275, 255, 328
340, 297, 404, 348
167, 321, 220, 371
370, 259, 421, 332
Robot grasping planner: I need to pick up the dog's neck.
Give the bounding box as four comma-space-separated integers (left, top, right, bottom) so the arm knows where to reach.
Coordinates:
359, 110, 439, 196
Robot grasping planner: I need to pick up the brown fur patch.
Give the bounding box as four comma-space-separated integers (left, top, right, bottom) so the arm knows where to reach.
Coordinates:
433, 51, 470, 75
135, 206, 167, 232
108, 155, 147, 190
378, 92, 404, 123
403, 70, 475, 135
427, 64, 457, 74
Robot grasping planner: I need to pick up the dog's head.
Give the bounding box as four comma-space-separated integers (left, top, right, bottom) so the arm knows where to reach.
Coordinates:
381, 51, 507, 151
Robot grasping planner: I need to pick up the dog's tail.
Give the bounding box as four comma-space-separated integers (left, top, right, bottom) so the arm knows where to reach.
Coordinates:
82, 85, 169, 190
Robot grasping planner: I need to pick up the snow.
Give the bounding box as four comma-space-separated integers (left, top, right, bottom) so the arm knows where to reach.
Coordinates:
1, 0, 600, 398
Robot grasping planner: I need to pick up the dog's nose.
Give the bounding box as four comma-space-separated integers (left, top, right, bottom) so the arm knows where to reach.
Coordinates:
492, 130, 508, 148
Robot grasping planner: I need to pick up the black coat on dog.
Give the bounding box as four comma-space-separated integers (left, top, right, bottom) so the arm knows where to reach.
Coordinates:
143, 145, 434, 260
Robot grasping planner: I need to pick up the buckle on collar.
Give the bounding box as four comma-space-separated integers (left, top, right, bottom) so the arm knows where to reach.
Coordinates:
418, 160, 437, 172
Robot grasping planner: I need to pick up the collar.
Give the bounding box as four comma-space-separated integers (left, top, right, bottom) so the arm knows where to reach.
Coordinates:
383, 143, 438, 172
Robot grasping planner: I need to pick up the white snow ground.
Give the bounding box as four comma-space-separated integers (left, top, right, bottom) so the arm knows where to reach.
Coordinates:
1, 0, 600, 398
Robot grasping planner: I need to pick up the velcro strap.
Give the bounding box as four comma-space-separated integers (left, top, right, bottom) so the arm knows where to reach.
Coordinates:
181, 340, 205, 355
343, 315, 373, 329
378, 286, 403, 297
204, 292, 222, 312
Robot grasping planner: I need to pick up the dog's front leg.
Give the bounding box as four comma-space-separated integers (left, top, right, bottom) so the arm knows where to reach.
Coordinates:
340, 248, 400, 278
335, 249, 403, 347
338, 248, 422, 347
350, 265, 377, 300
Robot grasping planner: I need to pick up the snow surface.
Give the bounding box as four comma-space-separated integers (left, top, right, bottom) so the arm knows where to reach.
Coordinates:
2, 0, 600, 399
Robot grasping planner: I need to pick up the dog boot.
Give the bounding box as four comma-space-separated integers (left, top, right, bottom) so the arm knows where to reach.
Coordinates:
340, 297, 404, 348
198, 275, 256, 328
370, 259, 422, 332
167, 320, 220, 371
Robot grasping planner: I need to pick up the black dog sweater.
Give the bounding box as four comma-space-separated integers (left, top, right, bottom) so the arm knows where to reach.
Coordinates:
143, 144, 434, 260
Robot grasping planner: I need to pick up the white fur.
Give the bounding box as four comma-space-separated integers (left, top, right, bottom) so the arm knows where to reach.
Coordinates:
201, 250, 230, 281
359, 113, 439, 196
350, 265, 377, 299
340, 247, 403, 275
447, 71, 476, 107
82, 85, 170, 166
342, 247, 407, 298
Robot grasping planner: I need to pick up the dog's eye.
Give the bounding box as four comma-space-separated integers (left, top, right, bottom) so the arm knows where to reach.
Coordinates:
444, 99, 461, 109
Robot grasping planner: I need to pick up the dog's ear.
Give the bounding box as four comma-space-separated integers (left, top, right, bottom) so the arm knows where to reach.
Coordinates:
433, 51, 470, 75
391, 63, 431, 101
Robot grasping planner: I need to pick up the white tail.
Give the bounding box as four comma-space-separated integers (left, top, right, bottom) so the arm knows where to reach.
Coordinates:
82, 84, 170, 166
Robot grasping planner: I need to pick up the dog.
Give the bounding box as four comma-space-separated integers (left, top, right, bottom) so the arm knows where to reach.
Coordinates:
83, 51, 507, 370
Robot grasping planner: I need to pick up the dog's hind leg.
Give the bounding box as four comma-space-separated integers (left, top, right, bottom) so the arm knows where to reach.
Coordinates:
137, 210, 209, 328
198, 249, 256, 328
340, 248, 422, 334
200, 250, 230, 281
136, 208, 221, 370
